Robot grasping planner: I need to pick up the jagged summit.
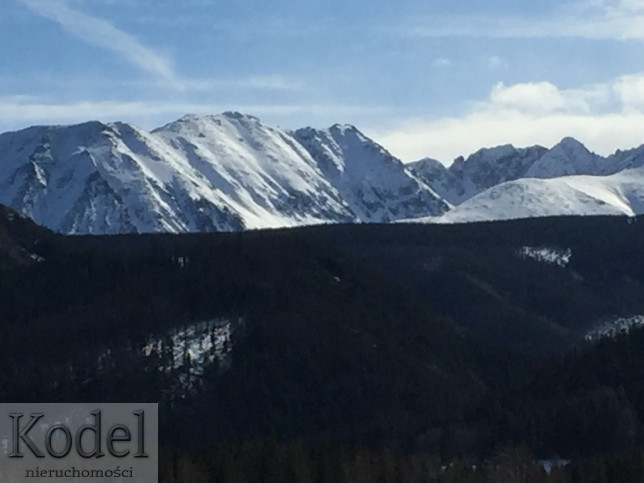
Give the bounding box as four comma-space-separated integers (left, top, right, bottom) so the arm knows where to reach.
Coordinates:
154, 112, 262, 134
407, 135, 644, 223
328, 123, 361, 135
409, 143, 547, 205
221, 110, 259, 120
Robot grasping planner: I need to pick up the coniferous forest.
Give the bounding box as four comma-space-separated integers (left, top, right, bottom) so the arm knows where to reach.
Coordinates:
3, 203, 644, 481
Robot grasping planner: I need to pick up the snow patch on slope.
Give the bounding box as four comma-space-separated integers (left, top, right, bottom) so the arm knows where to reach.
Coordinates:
142, 318, 233, 395
143, 318, 232, 375
585, 315, 644, 341
518, 246, 571, 267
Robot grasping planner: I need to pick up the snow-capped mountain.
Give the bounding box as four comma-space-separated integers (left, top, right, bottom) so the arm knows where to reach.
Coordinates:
407, 157, 469, 205
0, 113, 448, 234
151, 113, 354, 229
409, 144, 548, 204
524, 137, 608, 178
0, 120, 246, 233
408, 136, 644, 224
408, 137, 632, 207
4, 112, 644, 232
422, 165, 644, 224
293, 124, 448, 222
607, 144, 644, 173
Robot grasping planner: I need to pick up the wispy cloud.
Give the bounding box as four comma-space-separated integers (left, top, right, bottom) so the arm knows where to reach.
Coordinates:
16, 0, 182, 86
405, 0, 644, 40
176, 75, 309, 93
0, 69, 310, 97
14, 1, 311, 95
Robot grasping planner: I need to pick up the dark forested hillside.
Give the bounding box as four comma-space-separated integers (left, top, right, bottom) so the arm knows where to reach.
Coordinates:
2, 209, 644, 481
0, 204, 55, 268
318, 218, 644, 355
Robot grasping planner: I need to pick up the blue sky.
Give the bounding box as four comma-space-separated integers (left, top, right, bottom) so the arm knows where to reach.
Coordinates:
3, 0, 644, 164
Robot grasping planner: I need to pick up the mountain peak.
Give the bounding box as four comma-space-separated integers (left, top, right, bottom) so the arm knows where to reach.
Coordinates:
555, 136, 589, 153
154, 113, 208, 132
412, 157, 445, 169
468, 143, 517, 160
220, 111, 261, 123
558, 136, 584, 146
329, 123, 359, 133
174, 112, 258, 122
69, 119, 111, 131
440, 143, 547, 204
524, 137, 602, 179
176, 113, 203, 122
157, 112, 263, 133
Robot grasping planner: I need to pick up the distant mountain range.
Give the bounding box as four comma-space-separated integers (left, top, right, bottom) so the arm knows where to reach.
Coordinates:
409, 137, 644, 223
1, 112, 644, 234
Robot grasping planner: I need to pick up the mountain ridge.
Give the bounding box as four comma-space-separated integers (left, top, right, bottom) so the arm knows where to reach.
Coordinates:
409, 136, 644, 224
0, 112, 448, 234
3, 112, 644, 233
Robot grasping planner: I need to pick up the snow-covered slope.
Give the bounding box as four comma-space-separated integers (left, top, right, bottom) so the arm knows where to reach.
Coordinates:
420, 166, 644, 224
409, 138, 614, 205
0, 120, 246, 233
407, 157, 467, 206
0, 113, 448, 234
409, 144, 547, 204
451, 144, 548, 199
152, 113, 354, 229
525, 137, 608, 178
293, 125, 449, 221
405, 136, 644, 224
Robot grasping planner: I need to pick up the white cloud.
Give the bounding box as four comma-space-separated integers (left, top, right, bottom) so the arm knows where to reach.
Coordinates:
489, 82, 568, 113
613, 73, 644, 109
484, 81, 609, 115
375, 112, 644, 164
17, 0, 182, 87
373, 73, 644, 164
